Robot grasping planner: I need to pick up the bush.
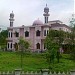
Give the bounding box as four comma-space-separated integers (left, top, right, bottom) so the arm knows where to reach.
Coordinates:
62, 44, 75, 54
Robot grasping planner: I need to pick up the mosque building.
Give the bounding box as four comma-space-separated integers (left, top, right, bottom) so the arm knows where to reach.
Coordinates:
7, 4, 71, 52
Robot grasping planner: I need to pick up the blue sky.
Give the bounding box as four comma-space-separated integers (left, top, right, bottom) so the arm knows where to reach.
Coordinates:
0, 0, 74, 29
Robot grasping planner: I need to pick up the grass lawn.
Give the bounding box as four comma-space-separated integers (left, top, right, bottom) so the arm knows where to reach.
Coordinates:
0, 51, 75, 72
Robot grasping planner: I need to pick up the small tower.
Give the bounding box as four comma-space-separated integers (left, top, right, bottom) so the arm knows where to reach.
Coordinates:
9, 11, 14, 27
43, 4, 50, 24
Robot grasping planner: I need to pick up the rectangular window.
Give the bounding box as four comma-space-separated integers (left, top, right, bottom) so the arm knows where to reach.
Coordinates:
44, 30, 46, 36
45, 17, 46, 23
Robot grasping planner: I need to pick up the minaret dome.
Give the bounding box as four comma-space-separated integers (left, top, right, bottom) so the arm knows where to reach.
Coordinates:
9, 11, 15, 27
10, 11, 14, 18
44, 4, 49, 13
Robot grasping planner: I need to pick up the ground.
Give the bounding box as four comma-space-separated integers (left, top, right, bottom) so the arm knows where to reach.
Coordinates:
0, 51, 75, 72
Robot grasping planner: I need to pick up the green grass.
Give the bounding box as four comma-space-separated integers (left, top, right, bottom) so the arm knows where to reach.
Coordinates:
0, 51, 75, 72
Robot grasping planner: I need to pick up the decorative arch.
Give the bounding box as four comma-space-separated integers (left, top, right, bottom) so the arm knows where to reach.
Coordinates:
36, 30, 40, 36
15, 31, 19, 37
25, 31, 29, 37
10, 43, 12, 49
36, 43, 40, 49
14, 43, 18, 51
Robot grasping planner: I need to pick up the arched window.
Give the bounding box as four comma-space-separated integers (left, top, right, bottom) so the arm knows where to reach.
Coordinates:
25, 31, 29, 37
8, 32, 10, 37
36, 30, 40, 36
14, 43, 18, 51
8, 43, 9, 49
44, 44, 46, 49
11, 32, 12, 37
47, 17, 48, 23
36, 43, 40, 49
44, 30, 46, 36
11, 43, 12, 49
47, 30, 49, 35
15, 32, 19, 37
45, 17, 46, 23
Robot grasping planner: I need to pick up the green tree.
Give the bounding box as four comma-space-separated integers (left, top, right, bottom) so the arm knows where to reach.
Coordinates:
18, 37, 30, 51
18, 37, 30, 69
45, 30, 66, 64
69, 14, 75, 60
45, 30, 58, 63
0, 30, 8, 50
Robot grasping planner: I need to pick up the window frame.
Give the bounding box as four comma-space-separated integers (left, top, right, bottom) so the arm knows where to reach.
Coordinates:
15, 32, 19, 37
36, 43, 40, 49
25, 31, 29, 37
44, 30, 46, 36
36, 30, 40, 36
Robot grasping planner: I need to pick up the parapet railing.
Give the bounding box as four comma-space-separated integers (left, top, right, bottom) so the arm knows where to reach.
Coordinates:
0, 69, 75, 75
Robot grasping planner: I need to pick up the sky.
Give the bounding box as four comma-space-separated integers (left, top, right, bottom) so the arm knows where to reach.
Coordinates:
0, 0, 74, 29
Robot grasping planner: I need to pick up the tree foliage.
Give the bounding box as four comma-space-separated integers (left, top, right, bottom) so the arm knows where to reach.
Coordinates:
45, 30, 65, 63
0, 30, 8, 49
18, 37, 30, 52
69, 14, 75, 60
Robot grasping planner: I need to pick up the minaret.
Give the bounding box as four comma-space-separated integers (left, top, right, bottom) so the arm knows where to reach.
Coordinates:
43, 4, 50, 24
9, 11, 14, 27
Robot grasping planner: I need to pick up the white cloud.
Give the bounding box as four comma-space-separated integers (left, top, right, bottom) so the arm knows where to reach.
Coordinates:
0, 0, 74, 29
74, 0, 75, 14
